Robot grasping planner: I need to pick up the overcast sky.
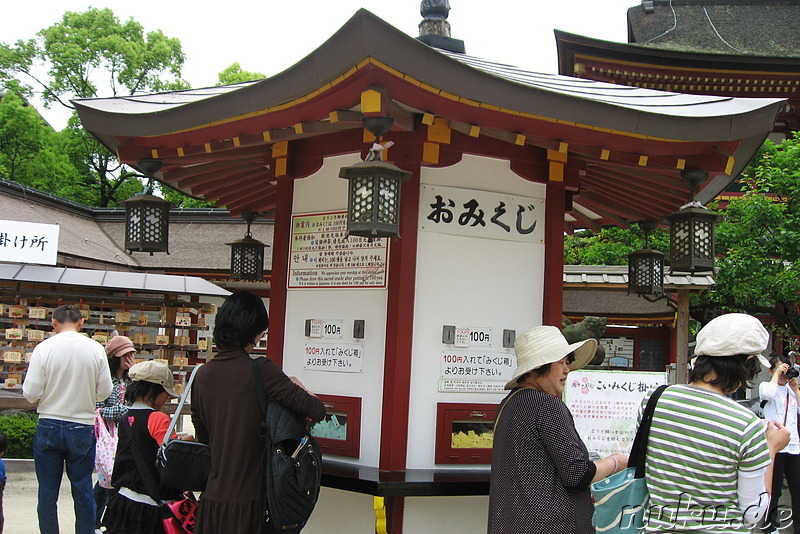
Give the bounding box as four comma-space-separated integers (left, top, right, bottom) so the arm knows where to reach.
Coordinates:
2, 0, 640, 129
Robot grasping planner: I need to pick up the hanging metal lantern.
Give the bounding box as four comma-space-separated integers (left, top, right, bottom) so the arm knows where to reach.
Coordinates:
667, 169, 722, 273
123, 193, 173, 255
666, 204, 721, 273
628, 248, 665, 296
124, 159, 172, 255
227, 211, 267, 281
338, 116, 411, 239
339, 160, 411, 238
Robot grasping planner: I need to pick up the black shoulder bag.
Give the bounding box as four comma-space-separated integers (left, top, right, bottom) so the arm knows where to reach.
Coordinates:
156, 364, 211, 491
251, 357, 322, 534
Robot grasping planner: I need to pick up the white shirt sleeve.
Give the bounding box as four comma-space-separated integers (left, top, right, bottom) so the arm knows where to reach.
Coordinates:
738, 466, 770, 527
22, 349, 44, 404
95, 350, 113, 402
760, 381, 778, 401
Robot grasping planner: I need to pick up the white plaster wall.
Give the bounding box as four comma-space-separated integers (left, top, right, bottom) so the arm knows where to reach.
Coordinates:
283, 153, 388, 468
303, 488, 377, 533
407, 155, 546, 469
403, 496, 490, 534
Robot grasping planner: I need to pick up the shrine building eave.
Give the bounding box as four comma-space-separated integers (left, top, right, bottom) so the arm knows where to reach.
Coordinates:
74, 9, 782, 142
72, 9, 783, 224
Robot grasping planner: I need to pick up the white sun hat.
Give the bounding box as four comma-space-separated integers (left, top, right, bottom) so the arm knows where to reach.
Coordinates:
694, 313, 769, 358
505, 325, 598, 390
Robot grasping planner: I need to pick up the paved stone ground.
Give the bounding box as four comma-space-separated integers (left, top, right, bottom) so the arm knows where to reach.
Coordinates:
5, 467, 77, 534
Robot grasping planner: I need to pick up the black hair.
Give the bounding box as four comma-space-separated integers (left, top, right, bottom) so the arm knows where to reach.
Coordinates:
689, 354, 759, 394
125, 381, 167, 406
531, 351, 576, 377
769, 352, 792, 369
107, 356, 130, 380
53, 304, 83, 324
213, 291, 269, 350
0, 432, 6, 455
516, 352, 577, 384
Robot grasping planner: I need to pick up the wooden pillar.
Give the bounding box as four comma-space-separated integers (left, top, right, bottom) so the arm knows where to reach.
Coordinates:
543, 150, 567, 327
380, 161, 420, 474
266, 177, 294, 368
675, 288, 690, 384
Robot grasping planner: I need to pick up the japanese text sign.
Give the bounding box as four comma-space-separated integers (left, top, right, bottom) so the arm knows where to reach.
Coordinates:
564, 370, 667, 458
0, 220, 59, 265
289, 211, 389, 288
304, 342, 364, 373
439, 349, 515, 392
419, 185, 544, 243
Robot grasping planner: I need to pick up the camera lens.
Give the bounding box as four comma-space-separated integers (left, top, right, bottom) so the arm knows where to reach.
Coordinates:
786, 367, 799, 379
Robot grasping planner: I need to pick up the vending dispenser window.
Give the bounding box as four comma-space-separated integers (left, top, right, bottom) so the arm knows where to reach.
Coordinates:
435, 403, 499, 464
310, 394, 362, 458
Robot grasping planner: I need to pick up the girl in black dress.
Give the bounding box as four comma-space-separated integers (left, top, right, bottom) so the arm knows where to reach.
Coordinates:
102, 361, 181, 534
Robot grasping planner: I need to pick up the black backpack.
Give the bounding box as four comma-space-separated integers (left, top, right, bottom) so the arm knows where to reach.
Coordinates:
251, 359, 322, 534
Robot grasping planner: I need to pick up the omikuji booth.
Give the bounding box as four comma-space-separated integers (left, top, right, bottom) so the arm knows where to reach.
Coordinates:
73, 9, 782, 534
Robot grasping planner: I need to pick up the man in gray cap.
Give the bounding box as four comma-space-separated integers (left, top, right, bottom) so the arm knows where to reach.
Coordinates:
23, 304, 112, 534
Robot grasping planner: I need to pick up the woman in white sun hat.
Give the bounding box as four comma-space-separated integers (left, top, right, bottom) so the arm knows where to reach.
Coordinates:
488, 325, 629, 534
638, 313, 790, 533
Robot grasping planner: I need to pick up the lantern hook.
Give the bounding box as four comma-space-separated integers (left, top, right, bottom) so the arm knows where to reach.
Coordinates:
241, 211, 258, 238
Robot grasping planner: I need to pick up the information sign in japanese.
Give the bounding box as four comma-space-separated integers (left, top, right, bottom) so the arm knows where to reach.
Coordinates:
304, 342, 364, 373
419, 185, 544, 243
0, 220, 59, 265
439, 349, 515, 392
289, 211, 389, 288
564, 370, 667, 458
438, 379, 506, 393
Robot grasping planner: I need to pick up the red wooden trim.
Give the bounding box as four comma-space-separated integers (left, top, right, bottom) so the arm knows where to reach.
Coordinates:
435, 403, 498, 464
266, 178, 293, 368
543, 176, 565, 327
312, 394, 362, 458
380, 158, 421, 472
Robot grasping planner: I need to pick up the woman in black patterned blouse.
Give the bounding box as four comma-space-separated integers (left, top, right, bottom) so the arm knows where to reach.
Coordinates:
488, 326, 628, 534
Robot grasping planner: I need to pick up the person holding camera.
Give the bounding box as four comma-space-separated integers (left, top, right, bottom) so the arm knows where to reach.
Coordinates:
760, 353, 800, 533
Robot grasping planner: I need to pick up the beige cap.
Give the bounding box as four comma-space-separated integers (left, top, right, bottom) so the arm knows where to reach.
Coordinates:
694, 313, 769, 357
128, 360, 179, 398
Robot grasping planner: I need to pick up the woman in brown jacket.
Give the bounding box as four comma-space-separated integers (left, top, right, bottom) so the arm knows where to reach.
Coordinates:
191, 291, 325, 533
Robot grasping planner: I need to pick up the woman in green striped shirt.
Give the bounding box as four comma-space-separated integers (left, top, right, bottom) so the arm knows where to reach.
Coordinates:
640, 313, 790, 533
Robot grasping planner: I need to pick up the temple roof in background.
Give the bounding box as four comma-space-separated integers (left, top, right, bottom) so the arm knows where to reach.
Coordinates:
627, 0, 800, 56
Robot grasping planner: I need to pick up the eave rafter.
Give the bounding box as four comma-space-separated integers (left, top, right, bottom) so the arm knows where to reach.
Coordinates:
104, 54, 749, 228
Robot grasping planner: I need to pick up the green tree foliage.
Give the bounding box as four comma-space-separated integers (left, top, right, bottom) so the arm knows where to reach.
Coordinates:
217, 62, 265, 86
0, 412, 38, 458
0, 8, 188, 207
160, 185, 218, 209
709, 135, 800, 339
564, 224, 670, 265
564, 135, 800, 340
0, 91, 85, 199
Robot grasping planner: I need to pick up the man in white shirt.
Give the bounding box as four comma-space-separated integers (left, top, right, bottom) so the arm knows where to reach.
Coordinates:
23, 305, 112, 534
